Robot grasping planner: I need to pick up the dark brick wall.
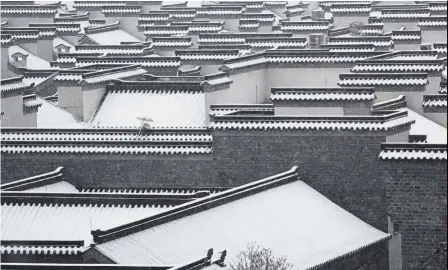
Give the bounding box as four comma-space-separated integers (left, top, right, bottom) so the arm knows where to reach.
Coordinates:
383, 160, 447, 269
2, 131, 390, 231
1, 254, 83, 263
1, 154, 213, 189
317, 240, 389, 270
211, 131, 389, 231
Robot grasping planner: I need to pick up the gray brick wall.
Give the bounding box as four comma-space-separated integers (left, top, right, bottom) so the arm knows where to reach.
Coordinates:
317, 240, 389, 270
1, 131, 396, 233
211, 131, 388, 231
383, 160, 447, 269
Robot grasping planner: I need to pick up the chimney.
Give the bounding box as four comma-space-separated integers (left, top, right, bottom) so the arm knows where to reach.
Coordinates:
308, 33, 326, 49
10, 52, 28, 68
420, 43, 432, 50
55, 44, 71, 54
37, 35, 55, 62
311, 8, 325, 20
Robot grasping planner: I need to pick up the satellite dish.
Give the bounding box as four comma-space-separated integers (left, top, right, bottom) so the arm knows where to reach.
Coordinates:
137, 116, 154, 122
136, 116, 154, 137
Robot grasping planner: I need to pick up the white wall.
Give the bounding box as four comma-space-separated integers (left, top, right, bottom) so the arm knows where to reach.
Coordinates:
421, 29, 448, 44
383, 20, 420, 33
394, 42, 420, 51
1, 94, 23, 127
207, 68, 268, 107
376, 90, 446, 127
58, 85, 83, 119
386, 130, 410, 142
267, 66, 350, 89
83, 85, 107, 122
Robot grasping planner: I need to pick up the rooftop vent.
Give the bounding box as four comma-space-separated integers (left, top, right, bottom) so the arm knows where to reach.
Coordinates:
308, 33, 326, 49
311, 8, 325, 20
10, 52, 28, 68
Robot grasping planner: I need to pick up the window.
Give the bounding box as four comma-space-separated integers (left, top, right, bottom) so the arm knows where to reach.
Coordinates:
16, 56, 23, 61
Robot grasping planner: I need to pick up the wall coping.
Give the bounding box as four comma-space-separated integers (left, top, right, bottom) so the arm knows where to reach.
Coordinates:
0, 167, 64, 191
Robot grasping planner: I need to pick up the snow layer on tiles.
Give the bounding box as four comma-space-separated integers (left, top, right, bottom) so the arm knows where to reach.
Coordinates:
37, 97, 86, 129
91, 90, 206, 128
1, 202, 171, 245
95, 181, 390, 268
87, 29, 142, 45
404, 108, 447, 144
23, 181, 79, 193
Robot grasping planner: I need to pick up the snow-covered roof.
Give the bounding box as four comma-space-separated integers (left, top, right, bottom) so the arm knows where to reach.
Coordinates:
0, 193, 185, 246
270, 87, 375, 102
379, 143, 447, 160
36, 97, 86, 129
93, 167, 390, 268
8, 46, 57, 70
404, 108, 447, 144
91, 81, 207, 128
339, 73, 428, 86
86, 29, 142, 46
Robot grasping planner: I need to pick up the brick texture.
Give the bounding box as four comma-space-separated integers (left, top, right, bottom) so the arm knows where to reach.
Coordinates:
211, 131, 388, 231
383, 160, 447, 269
1, 131, 389, 232
1, 154, 213, 189
1, 254, 83, 263
4, 131, 444, 268
317, 240, 389, 270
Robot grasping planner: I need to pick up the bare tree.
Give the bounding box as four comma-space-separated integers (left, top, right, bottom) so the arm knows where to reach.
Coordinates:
348, 21, 366, 36
229, 242, 293, 270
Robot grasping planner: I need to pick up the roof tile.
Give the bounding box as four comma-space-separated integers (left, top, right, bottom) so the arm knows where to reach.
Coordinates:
379, 144, 447, 160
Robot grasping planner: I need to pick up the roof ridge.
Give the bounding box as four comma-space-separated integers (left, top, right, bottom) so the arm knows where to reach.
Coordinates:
91, 166, 299, 244
54, 12, 89, 22
1, 76, 24, 85
379, 143, 447, 160
81, 64, 142, 79
213, 110, 408, 122
175, 49, 240, 54
171, 21, 224, 26
85, 21, 120, 35
356, 59, 442, 64
108, 79, 204, 91
0, 190, 207, 206
0, 167, 64, 191
1, 240, 84, 247
80, 187, 227, 193
210, 104, 274, 109
339, 72, 428, 77
1, 76, 35, 93
75, 55, 180, 61
423, 93, 447, 101
271, 87, 375, 93
199, 32, 291, 37
152, 36, 191, 41
75, 43, 150, 50
381, 142, 447, 150
329, 36, 391, 40
372, 95, 406, 110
